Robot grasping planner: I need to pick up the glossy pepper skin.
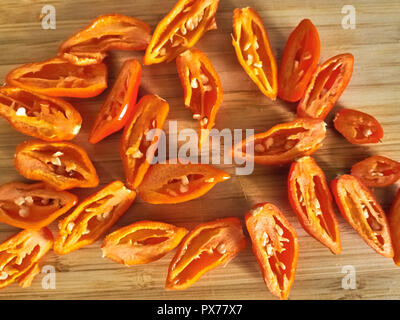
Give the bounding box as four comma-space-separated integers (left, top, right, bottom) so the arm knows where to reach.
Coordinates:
14, 140, 99, 190
176, 48, 222, 148
6, 57, 107, 98
389, 189, 400, 265
245, 203, 298, 300
102, 221, 188, 265
54, 181, 136, 255
278, 19, 320, 102
232, 7, 278, 100
59, 14, 151, 66
297, 53, 354, 120
166, 217, 246, 290
120, 94, 169, 189
331, 174, 393, 257
143, 0, 219, 65
288, 156, 341, 254
89, 59, 142, 144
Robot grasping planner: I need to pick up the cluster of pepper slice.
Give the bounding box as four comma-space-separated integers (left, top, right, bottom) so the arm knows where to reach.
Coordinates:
0, 0, 399, 300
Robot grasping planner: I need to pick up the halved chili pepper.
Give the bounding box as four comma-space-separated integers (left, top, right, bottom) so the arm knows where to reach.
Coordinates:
278, 19, 320, 102
333, 108, 384, 144
14, 140, 99, 190
0, 87, 82, 141
389, 189, 400, 265
232, 7, 278, 100
59, 14, 151, 66
245, 203, 298, 300
120, 94, 169, 190
351, 155, 400, 188
0, 228, 53, 289
297, 53, 354, 119
137, 159, 230, 204
143, 0, 219, 65
233, 118, 326, 165
166, 217, 246, 290
288, 156, 341, 254
6, 57, 107, 98
89, 59, 142, 144
102, 220, 188, 265
176, 48, 222, 148
54, 180, 136, 255
331, 174, 393, 257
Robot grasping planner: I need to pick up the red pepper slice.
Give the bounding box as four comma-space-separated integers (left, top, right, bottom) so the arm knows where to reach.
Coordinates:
297, 53, 354, 119
54, 181, 136, 255
102, 220, 188, 265
14, 140, 99, 190
176, 48, 222, 148
288, 156, 341, 254
278, 19, 320, 102
389, 189, 400, 265
331, 174, 393, 257
166, 217, 246, 290
245, 203, 298, 300
59, 14, 151, 66
6, 57, 107, 98
120, 94, 169, 190
89, 59, 141, 144
0, 87, 82, 141
333, 108, 384, 144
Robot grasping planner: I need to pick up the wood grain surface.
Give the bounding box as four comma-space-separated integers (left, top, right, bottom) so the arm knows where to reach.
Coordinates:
0, 0, 400, 300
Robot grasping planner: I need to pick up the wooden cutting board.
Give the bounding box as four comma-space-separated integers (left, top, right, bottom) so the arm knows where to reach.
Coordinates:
0, 0, 399, 300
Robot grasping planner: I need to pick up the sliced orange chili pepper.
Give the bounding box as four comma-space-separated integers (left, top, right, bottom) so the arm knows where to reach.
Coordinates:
102, 220, 188, 265
14, 140, 99, 190
288, 156, 341, 254
166, 217, 246, 290
0, 228, 53, 289
297, 53, 354, 119
6, 57, 107, 98
232, 7, 278, 100
0, 87, 82, 141
143, 0, 219, 65
120, 94, 169, 190
278, 19, 320, 102
137, 159, 230, 204
89, 59, 142, 144
331, 174, 393, 257
245, 203, 298, 300
54, 181, 136, 255
176, 48, 222, 148
233, 118, 326, 165
389, 189, 400, 265
59, 14, 151, 66
333, 108, 384, 144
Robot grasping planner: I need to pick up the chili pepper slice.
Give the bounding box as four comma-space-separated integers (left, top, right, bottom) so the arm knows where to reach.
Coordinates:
331, 174, 393, 257
297, 53, 354, 119
0, 181, 77, 230
102, 221, 188, 265
166, 217, 246, 290
89, 59, 142, 144
120, 94, 169, 189
6, 57, 107, 98
137, 159, 230, 204
245, 203, 298, 300
288, 156, 341, 254
389, 189, 400, 265
0, 228, 53, 289
232, 7, 278, 100
278, 19, 320, 102
54, 181, 136, 255
176, 48, 222, 148
14, 140, 99, 190
333, 108, 384, 144
59, 14, 151, 66
0, 87, 82, 141
143, 0, 219, 65
233, 118, 326, 165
